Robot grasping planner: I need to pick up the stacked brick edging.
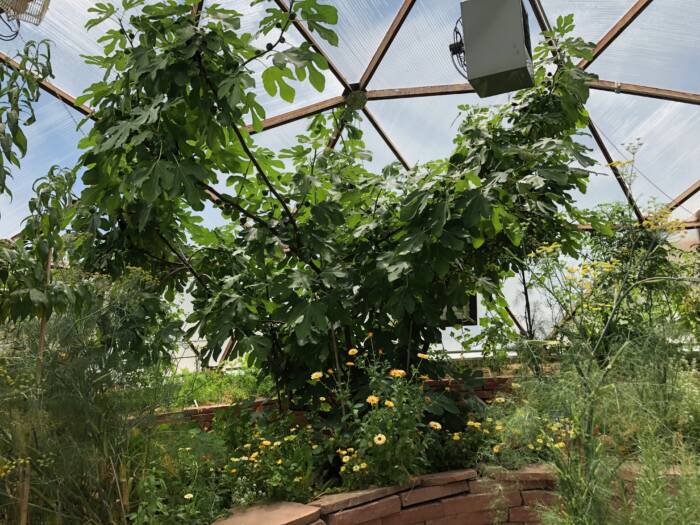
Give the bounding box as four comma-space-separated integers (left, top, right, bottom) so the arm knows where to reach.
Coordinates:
213, 464, 558, 525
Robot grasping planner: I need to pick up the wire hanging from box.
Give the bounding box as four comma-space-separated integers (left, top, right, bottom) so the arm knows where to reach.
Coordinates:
449, 17, 468, 81
0, 10, 20, 41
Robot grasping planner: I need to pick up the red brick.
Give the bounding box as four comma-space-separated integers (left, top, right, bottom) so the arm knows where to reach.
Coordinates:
420, 469, 478, 487
382, 501, 443, 525
522, 490, 560, 507
485, 465, 556, 489
441, 490, 521, 516
483, 377, 512, 391
311, 486, 403, 514
509, 506, 541, 523
214, 502, 321, 525
427, 510, 501, 525
326, 495, 401, 525
400, 482, 469, 507
469, 478, 506, 494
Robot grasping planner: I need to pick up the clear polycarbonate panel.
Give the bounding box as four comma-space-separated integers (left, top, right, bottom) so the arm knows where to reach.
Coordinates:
0, 0, 110, 97
591, 1, 700, 93
319, 0, 406, 83
538, 0, 635, 43
502, 275, 563, 337
355, 113, 400, 172
587, 90, 700, 210
366, 92, 510, 165
670, 188, 700, 222
368, 0, 542, 90
0, 96, 86, 238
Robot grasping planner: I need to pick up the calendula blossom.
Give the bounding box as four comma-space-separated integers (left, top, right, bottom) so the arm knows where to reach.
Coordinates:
346, 361, 355, 367
417, 353, 429, 359
384, 400, 395, 408
389, 369, 407, 378
348, 348, 358, 356
353, 465, 360, 472
183, 493, 194, 500
366, 395, 380, 406
310, 371, 323, 381
428, 421, 442, 430
373, 434, 387, 446
342, 455, 351, 463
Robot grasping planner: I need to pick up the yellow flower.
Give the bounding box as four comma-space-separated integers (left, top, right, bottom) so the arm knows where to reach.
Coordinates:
310, 371, 323, 381
353, 465, 360, 472
348, 348, 359, 356
367, 331, 374, 338
389, 369, 407, 378
360, 462, 367, 469
384, 400, 395, 408
319, 396, 326, 401
273, 441, 281, 447
373, 434, 387, 446
493, 445, 501, 454
340, 466, 346, 473
452, 433, 461, 441
261, 440, 272, 447
428, 421, 442, 430
347, 448, 354, 453
293, 476, 302, 482
419, 374, 430, 381
536, 438, 544, 444
337, 449, 347, 455
276, 459, 283, 465
511, 382, 521, 390
284, 435, 296, 442
183, 493, 194, 500
417, 353, 429, 360
495, 424, 504, 432
346, 361, 355, 367
342, 455, 351, 463
554, 441, 566, 449
527, 443, 535, 450
366, 395, 380, 406
243, 443, 251, 449
327, 368, 334, 374
494, 397, 506, 404
466, 420, 481, 429
230, 468, 237, 475
312, 444, 319, 450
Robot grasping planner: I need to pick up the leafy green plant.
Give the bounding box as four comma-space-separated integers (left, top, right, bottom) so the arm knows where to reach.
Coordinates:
66, 1, 603, 412
0, 40, 52, 205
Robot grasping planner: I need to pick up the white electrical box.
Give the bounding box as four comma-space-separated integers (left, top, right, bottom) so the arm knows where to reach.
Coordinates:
461, 0, 534, 98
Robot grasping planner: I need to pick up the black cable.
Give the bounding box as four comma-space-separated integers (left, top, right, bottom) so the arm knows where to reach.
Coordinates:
0, 10, 20, 41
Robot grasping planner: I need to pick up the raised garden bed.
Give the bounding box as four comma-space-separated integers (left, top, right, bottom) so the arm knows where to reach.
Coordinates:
212, 464, 556, 525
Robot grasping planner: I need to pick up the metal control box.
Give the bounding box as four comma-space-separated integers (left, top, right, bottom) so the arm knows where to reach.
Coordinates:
461, 0, 534, 97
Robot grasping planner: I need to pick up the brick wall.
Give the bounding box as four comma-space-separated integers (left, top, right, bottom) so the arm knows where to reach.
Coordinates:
213, 464, 558, 525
